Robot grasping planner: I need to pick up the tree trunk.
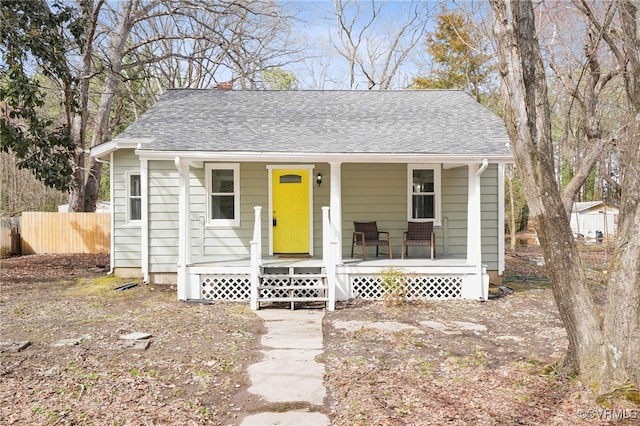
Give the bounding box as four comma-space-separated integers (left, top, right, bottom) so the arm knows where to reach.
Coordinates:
601, 0, 640, 387
490, 0, 605, 381
603, 114, 640, 386
68, 0, 134, 212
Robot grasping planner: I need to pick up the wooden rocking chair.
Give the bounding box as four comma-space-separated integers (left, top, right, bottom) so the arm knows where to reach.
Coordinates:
350, 221, 392, 260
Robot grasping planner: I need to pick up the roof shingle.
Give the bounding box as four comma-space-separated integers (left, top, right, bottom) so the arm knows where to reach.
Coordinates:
116, 89, 511, 156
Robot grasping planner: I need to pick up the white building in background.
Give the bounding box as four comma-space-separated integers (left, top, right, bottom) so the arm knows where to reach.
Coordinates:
570, 201, 618, 242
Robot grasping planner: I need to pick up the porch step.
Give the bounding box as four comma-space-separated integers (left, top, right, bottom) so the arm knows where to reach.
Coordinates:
256, 296, 330, 310
260, 266, 325, 275
259, 274, 326, 280
257, 270, 328, 310
258, 285, 328, 290
258, 297, 330, 303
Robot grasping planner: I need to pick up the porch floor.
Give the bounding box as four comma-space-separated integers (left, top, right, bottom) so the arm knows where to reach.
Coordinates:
189, 254, 470, 269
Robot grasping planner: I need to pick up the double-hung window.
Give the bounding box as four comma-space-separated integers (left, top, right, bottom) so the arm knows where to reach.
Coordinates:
127, 172, 142, 223
205, 163, 240, 227
408, 164, 441, 225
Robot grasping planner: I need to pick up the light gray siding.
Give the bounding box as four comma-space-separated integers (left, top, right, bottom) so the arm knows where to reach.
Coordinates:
190, 162, 269, 261
148, 161, 179, 273
341, 163, 406, 255
338, 163, 499, 269
439, 164, 501, 270
441, 166, 468, 259
112, 149, 141, 268
140, 160, 501, 273
480, 164, 500, 269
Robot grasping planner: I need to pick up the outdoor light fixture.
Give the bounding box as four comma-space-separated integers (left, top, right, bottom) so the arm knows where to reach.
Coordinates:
316, 173, 323, 186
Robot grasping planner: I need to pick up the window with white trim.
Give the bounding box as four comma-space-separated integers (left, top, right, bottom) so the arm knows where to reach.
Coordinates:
408, 164, 441, 224
205, 163, 240, 226
127, 172, 142, 223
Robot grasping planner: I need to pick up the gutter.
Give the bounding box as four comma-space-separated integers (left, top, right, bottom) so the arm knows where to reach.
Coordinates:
135, 150, 514, 164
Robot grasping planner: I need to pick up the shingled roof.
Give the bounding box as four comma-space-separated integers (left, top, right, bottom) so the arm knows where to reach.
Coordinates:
113, 89, 511, 157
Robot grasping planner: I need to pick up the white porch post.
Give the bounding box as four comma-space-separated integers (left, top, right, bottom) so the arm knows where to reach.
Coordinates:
329, 161, 343, 263
250, 206, 262, 311
463, 160, 489, 299
466, 162, 482, 266
175, 157, 191, 300
322, 207, 336, 311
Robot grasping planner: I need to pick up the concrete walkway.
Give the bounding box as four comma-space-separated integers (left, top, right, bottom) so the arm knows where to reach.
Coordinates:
239, 308, 329, 426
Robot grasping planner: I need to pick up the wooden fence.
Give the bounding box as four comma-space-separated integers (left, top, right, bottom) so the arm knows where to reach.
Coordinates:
0, 217, 21, 257
21, 212, 110, 254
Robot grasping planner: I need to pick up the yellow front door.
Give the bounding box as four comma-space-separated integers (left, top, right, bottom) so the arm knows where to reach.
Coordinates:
272, 169, 310, 254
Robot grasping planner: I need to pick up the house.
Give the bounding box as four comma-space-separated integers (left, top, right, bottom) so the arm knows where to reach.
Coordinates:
570, 201, 618, 242
91, 89, 513, 310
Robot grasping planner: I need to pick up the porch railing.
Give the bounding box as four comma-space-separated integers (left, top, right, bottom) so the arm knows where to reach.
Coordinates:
249, 205, 336, 311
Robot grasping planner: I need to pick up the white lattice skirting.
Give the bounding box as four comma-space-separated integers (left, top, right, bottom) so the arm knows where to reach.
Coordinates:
201, 275, 251, 301
351, 274, 463, 300
200, 273, 463, 302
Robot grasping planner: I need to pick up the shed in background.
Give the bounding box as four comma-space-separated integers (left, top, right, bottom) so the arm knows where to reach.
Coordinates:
570, 201, 618, 242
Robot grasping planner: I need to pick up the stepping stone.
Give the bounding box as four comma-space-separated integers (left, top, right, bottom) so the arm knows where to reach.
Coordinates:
119, 332, 152, 340
496, 335, 525, 342
118, 332, 152, 350
51, 338, 83, 347
0, 341, 31, 353
419, 320, 461, 335
451, 321, 487, 332
118, 339, 151, 350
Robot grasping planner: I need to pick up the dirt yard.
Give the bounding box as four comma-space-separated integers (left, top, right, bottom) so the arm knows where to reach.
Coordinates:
0, 247, 637, 425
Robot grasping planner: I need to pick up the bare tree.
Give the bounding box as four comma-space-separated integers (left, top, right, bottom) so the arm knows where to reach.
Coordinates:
130, 1, 298, 90
490, 0, 639, 392
574, 0, 640, 388
65, 0, 296, 212
331, 0, 435, 89
537, 2, 621, 215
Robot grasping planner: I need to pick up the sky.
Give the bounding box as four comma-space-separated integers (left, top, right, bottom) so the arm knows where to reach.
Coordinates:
279, 1, 443, 89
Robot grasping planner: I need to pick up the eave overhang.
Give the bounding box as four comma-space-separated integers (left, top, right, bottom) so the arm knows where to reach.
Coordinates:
90, 138, 154, 163
134, 149, 514, 165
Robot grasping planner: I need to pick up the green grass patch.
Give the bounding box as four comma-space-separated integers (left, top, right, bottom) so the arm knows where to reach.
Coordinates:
596, 383, 640, 407
65, 276, 140, 298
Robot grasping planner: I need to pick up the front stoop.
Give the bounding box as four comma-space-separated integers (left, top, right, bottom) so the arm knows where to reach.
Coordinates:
256, 266, 328, 310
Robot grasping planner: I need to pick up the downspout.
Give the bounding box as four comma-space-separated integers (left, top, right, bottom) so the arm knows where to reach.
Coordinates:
476, 159, 489, 299
175, 156, 190, 300
108, 152, 115, 274
477, 158, 489, 176
497, 163, 506, 276
141, 157, 149, 282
